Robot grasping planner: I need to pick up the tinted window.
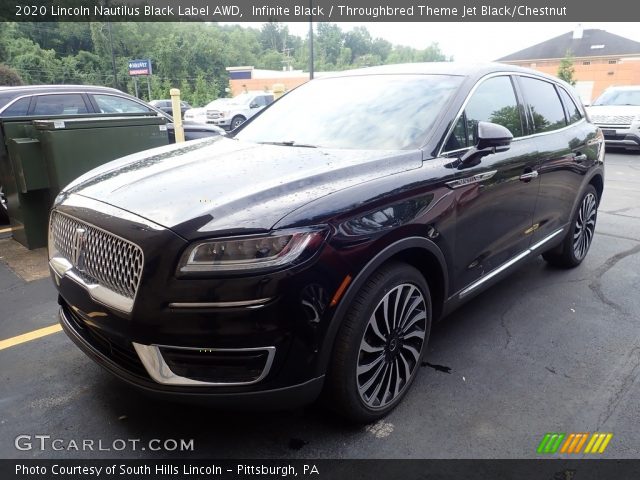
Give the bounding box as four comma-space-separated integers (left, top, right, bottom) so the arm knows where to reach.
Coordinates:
2, 97, 30, 117
447, 76, 523, 151
519, 77, 566, 133
558, 88, 582, 124
93, 94, 151, 114
32, 94, 88, 116
236, 75, 463, 150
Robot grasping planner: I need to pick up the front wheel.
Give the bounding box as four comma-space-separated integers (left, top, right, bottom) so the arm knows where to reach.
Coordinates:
543, 184, 598, 268
325, 262, 432, 423
230, 116, 246, 130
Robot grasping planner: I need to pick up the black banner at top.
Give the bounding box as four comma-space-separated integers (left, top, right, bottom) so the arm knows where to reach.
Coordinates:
0, 0, 639, 22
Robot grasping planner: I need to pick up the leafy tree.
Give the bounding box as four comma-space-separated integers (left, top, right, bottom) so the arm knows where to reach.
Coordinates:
0, 64, 23, 85
557, 51, 576, 86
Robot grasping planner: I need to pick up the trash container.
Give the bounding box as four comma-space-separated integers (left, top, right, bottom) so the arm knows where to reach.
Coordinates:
0, 114, 169, 249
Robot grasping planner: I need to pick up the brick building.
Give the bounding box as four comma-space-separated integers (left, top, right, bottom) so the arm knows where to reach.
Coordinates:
498, 27, 640, 103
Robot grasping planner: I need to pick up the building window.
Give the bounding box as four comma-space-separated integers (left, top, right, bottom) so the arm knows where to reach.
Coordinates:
608, 59, 618, 64
582, 61, 591, 66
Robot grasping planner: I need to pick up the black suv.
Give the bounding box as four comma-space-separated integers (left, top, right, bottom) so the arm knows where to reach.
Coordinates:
48, 64, 604, 422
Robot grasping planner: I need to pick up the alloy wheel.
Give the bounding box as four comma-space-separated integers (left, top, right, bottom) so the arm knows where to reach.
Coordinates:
573, 192, 597, 261
356, 283, 427, 409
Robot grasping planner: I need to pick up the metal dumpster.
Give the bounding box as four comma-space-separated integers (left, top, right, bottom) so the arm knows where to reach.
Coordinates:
0, 114, 168, 249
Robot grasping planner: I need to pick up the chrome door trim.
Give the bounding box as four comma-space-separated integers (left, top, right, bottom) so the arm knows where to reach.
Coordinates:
458, 227, 564, 299
445, 170, 497, 189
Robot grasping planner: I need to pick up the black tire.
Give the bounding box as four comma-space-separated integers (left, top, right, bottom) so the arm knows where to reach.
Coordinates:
542, 184, 598, 268
325, 262, 432, 423
230, 116, 246, 130
0, 185, 9, 225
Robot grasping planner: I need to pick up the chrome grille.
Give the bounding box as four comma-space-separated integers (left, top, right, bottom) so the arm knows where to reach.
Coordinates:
50, 211, 143, 299
590, 114, 634, 126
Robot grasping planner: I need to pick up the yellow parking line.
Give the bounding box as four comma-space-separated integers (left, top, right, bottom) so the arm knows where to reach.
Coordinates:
0, 226, 12, 234
0, 324, 62, 351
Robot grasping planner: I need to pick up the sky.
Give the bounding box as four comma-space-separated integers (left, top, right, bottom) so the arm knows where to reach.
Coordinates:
232, 22, 640, 62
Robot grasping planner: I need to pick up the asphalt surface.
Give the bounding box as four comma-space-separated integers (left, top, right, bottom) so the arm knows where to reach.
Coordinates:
0, 152, 639, 459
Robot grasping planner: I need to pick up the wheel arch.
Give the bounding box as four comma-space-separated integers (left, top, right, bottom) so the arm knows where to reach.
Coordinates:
588, 172, 604, 206
316, 236, 448, 376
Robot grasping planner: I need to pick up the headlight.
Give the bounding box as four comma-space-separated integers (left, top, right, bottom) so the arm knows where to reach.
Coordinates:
178, 227, 328, 274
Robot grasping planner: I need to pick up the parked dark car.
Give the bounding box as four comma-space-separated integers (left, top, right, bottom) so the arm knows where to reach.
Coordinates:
48, 64, 604, 422
149, 99, 191, 118
0, 85, 224, 224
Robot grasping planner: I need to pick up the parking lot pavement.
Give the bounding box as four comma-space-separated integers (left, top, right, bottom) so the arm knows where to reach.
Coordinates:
0, 152, 638, 460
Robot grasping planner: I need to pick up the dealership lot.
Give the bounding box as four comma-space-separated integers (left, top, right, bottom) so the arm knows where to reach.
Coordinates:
0, 152, 638, 459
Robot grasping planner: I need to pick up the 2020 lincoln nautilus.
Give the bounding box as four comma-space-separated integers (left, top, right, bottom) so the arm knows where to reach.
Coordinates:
49, 63, 604, 422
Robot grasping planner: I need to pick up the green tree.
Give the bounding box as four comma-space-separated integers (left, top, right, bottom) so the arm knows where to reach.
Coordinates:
557, 51, 576, 86
0, 64, 23, 85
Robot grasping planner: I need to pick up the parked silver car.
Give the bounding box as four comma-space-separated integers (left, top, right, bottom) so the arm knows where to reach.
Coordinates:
586, 85, 640, 151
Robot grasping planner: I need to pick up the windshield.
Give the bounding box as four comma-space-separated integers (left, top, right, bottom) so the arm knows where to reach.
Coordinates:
235, 74, 462, 150
228, 93, 254, 105
593, 89, 640, 106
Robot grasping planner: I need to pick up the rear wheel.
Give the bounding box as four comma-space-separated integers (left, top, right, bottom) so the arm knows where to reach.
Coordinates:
325, 262, 432, 423
543, 184, 598, 268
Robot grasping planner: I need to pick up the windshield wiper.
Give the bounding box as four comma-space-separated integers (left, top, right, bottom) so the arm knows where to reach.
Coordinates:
258, 140, 318, 148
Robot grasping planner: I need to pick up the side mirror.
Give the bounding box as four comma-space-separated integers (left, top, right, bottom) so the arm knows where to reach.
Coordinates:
249, 103, 259, 109
460, 121, 513, 168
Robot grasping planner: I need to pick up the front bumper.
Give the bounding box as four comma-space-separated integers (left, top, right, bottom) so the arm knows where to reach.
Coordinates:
59, 303, 324, 407
596, 124, 640, 150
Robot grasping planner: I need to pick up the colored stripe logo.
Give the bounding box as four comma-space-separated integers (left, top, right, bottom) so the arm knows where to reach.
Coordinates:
537, 432, 613, 454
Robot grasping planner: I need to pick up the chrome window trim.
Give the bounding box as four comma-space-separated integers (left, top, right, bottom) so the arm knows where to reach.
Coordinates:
438, 71, 587, 157
0, 91, 90, 115
458, 227, 564, 298
132, 343, 276, 386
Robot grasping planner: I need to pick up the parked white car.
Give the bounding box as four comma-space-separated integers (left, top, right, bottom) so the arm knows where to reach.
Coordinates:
586, 85, 640, 151
206, 91, 275, 130
184, 98, 232, 125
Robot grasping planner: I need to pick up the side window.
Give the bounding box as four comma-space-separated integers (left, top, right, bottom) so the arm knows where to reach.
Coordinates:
444, 75, 523, 151
252, 96, 266, 107
558, 88, 583, 124
265, 95, 274, 105
32, 94, 88, 116
1, 97, 31, 117
519, 77, 567, 133
93, 94, 151, 114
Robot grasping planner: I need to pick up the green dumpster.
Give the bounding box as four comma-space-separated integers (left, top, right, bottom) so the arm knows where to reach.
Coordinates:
0, 114, 169, 249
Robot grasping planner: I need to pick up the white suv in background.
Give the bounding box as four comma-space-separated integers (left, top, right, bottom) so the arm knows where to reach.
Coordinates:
206, 91, 274, 130
586, 86, 640, 151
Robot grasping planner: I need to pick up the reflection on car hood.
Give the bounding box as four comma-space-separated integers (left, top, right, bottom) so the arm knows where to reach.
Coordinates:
63, 137, 422, 239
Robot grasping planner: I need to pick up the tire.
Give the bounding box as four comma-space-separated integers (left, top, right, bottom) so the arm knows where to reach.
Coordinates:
0, 185, 9, 225
325, 262, 432, 423
542, 184, 598, 268
230, 116, 246, 130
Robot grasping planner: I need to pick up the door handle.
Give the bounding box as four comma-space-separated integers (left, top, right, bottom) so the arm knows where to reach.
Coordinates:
519, 170, 539, 182
574, 153, 587, 163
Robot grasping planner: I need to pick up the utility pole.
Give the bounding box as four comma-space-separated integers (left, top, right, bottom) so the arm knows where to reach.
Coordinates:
309, 0, 314, 79
107, 21, 118, 89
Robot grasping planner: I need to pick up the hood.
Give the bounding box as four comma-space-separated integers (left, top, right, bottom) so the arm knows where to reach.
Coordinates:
64, 137, 422, 239
586, 104, 640, 123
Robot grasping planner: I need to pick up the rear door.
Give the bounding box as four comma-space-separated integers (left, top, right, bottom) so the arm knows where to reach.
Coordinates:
442, 75, 541, 293
516, 76, 595, 245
